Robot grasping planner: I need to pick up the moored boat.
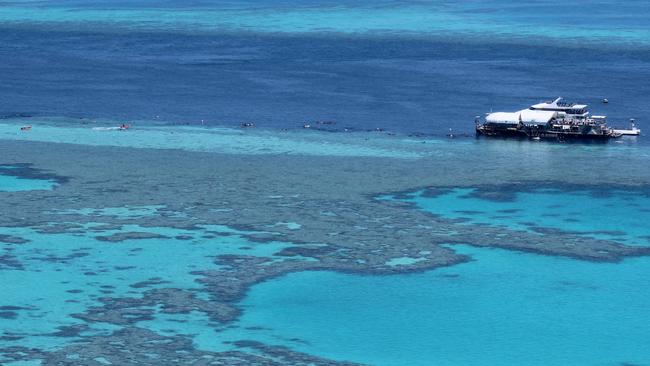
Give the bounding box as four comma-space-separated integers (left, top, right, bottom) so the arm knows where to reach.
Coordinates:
475, 98, 639, 141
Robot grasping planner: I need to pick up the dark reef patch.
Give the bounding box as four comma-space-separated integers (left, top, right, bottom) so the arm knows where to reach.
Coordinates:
95, 232, 170, 242
130, 278, 173, 289
0, 306, 32, 311
0, 311, 18, 320
0, 163, 70, 186
275, 245, 336, 258
1, 327, 366, 365
48, 325, 88, 338
0, 253, 24, 270
1, 139, 650, 363
0, 235, 29, 244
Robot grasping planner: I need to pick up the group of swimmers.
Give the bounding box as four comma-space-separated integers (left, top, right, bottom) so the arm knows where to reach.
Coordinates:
19, 123, 130, 132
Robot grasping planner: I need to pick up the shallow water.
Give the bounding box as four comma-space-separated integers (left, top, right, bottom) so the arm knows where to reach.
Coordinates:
393, 187, 650, 246
0, 222, 297, 350
1, 116, 650, 365
0, 165, 57, 191
232, 244, 650, 366
0, 175, 55, 192
0, 121, 423, 158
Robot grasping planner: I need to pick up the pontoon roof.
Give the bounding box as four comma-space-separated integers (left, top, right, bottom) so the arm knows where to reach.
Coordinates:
486, 109, 557, 124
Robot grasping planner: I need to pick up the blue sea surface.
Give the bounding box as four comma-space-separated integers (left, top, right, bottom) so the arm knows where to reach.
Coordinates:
0, 175, 55, 192
126, 183, 650, 365
0, 223, 296, 350
2, 1, 650, 365
391, 187, 650, 246
1, 0, 649, 137
232, 244, 650, 366
0, 165, 57, 191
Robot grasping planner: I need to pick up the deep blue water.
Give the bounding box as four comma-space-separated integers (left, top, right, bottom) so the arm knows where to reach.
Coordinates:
1, 0, 649, 137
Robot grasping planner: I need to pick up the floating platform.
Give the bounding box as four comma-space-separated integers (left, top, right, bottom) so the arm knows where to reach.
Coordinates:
612, 127, 641, 136
475, 97, 639, 141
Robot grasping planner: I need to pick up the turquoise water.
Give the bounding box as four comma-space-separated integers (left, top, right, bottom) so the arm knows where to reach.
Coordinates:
0, 119, 645, 160
231, 244, 650, 366
2, 119, 650, 364
0, 175, 56, 192
0, 165, 57, 191
395, 187, 650, 246
3, 361, 43, 366
0, 121, 422, 158
0, 223, 296, 351
2, 1, 650, 47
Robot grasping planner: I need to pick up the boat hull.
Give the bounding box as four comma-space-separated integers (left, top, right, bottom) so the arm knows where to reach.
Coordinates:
476, 124, 617, 141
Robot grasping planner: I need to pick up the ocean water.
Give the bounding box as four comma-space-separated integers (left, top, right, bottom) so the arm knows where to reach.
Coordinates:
0, 121, 424, 158
0, 174, 56, 192
3, 121, 649, 365
392, 187, 650, 246
2, 0, 649, 45
1, 1, 650, 136
232, 244, 650, 366
212, 166, 650, 366
0, 165, 58, 191
0, 222, 298, 350
2, 1, 650, 365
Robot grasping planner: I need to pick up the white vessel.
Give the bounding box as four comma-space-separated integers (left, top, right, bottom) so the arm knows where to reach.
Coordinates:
476, 97, 640, 140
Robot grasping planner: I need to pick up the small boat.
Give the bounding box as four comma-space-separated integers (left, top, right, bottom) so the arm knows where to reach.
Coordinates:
20, 125, 32, 131
92, 123, 130, 131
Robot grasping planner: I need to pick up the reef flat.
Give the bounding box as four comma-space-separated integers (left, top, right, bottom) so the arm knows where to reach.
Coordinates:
1, 124, 650, 364
0, 122, 650, 364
